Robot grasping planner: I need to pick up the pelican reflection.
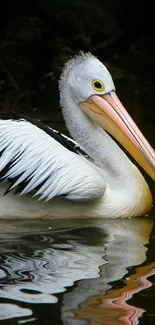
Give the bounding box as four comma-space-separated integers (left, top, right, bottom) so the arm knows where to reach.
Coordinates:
0, 218, 154, 324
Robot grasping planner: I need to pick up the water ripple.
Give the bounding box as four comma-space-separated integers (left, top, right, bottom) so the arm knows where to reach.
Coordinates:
0, 218, 154, 324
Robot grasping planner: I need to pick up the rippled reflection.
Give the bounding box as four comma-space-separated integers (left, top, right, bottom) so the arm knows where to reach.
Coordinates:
0, 217, 154, 325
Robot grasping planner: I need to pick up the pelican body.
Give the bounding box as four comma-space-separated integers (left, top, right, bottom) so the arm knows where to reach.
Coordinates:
0, 52, 154, 219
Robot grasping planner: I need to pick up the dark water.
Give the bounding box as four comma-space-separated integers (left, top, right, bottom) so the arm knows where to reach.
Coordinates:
0, 214, 155, 325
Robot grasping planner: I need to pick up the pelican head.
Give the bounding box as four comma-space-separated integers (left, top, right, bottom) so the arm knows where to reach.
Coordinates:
59, 52, 155, 182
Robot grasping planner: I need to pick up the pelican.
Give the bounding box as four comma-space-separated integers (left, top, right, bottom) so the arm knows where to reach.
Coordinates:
0, 52, 154, 219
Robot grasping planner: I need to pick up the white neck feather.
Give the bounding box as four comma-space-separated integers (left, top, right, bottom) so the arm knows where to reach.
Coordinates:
60, 86, 136, 187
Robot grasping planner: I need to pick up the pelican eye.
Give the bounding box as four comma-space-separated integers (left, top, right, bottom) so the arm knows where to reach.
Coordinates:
92, 80, 105, 92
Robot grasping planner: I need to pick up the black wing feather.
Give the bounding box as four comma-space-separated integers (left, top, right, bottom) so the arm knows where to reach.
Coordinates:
0, 113, 91, 197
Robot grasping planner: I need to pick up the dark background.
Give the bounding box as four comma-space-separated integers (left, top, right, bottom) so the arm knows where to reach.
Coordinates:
0, 4, 155, 324
0, 0, 154, 139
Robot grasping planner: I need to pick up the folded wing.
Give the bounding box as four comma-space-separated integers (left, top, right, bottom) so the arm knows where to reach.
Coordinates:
0, 116, 105, 202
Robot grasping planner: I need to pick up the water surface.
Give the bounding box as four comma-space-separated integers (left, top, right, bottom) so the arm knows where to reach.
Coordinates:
0, 215, 155, 325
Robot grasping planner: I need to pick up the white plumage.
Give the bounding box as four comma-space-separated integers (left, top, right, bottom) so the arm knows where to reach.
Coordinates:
0, 51, 154, 219
0, 119, 105, 202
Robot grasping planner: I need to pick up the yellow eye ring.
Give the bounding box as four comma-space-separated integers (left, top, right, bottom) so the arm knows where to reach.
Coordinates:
92, 79, 105, 92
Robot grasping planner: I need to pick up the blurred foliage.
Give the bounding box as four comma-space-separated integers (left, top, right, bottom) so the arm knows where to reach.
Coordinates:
0, 0, 155, 130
